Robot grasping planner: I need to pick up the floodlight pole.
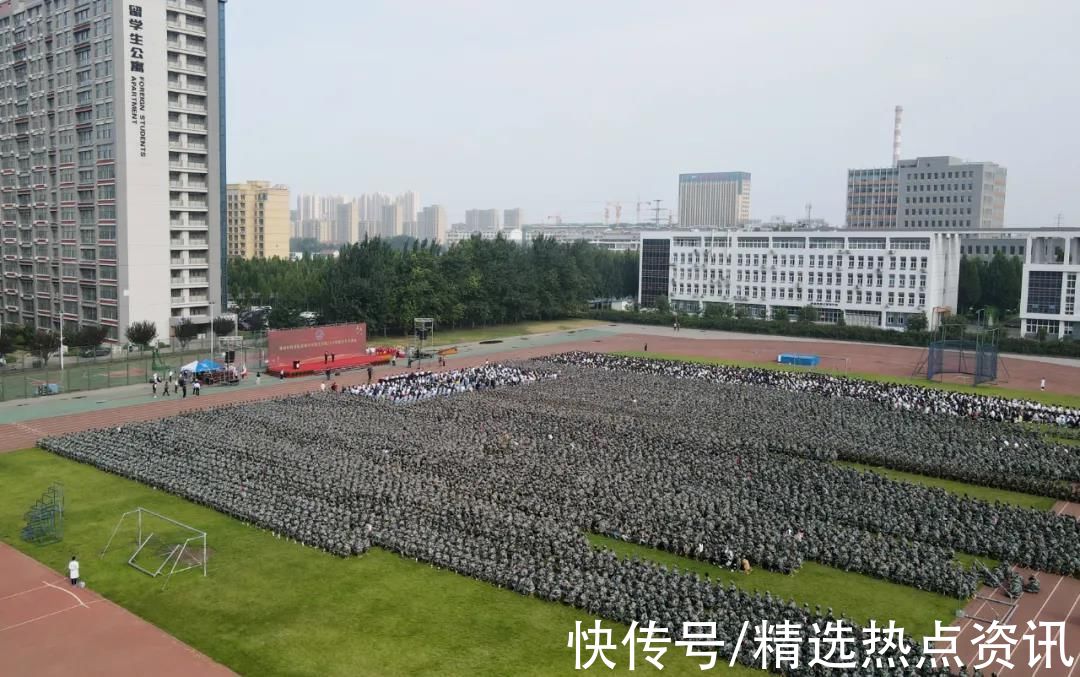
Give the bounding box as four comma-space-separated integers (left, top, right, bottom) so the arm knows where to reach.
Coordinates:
209, 301, 216, 363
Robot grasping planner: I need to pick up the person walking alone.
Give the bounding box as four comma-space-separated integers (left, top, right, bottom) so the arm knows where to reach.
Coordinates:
193, 379, 201, 396
68, 555, 80, 586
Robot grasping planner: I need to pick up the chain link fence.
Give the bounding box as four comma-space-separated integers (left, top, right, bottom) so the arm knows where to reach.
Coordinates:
0, 333, 268, 402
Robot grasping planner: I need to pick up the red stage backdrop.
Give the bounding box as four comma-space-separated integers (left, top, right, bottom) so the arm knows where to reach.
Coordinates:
268, 323, 367, 364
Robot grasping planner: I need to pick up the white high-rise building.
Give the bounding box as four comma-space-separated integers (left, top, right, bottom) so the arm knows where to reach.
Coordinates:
396, 190, 418, 237
503, 208, 522, 230
380, 203, 402, 238
0, 0, 225, 340
417, 205, 447, 244
465, 208, 500, 231
678, 172, 752, 227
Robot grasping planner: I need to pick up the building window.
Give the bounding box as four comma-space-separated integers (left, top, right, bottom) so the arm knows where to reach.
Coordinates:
1026, 271, 1063, 314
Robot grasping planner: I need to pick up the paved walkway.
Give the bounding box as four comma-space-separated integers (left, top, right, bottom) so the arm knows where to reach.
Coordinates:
0, 542, 233, 677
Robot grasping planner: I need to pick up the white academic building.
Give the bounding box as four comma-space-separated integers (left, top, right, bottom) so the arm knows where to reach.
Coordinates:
1018, 230, 1079, 339
639, 230, 961, 331
639, 228, 1080, 337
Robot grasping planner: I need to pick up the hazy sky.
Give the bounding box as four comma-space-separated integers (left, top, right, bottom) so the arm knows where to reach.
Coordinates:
226, 0, 1080, 227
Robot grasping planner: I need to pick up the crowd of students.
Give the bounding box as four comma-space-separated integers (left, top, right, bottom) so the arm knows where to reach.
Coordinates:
549, 352, 1080, 428
41, 353, 1080, 672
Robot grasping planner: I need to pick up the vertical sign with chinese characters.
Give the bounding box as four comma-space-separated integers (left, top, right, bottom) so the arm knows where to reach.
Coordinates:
119, 0, 171, 337
127, 4, 147, 156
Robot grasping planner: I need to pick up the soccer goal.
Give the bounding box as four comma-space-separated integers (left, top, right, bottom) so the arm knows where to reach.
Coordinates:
101, 507, 207, 590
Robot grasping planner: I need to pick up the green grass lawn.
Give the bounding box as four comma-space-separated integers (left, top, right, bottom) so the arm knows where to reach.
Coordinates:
1, 449, 764, 676
378, 319, 602, 349
836, 461, 1058, 512
587, 535, 962, 640
616, 352, 1080, 409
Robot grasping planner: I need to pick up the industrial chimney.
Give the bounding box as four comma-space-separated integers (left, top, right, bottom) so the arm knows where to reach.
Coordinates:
893, 105, 903, 167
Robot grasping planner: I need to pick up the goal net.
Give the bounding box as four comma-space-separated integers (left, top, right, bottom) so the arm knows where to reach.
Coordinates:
101, 507, 207, 589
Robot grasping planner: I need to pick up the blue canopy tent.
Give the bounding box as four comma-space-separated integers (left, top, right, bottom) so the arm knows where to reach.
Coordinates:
181, 359, 223, 374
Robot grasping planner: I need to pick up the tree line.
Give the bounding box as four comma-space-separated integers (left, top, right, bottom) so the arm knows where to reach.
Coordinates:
957, 252, 1024, 317
230, 236, 640, 334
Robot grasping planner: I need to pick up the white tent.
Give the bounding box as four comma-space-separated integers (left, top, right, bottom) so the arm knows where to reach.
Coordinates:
180, 360, 199, 373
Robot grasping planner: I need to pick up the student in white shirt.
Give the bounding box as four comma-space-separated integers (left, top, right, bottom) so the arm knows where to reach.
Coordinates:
68, 555, 80, 586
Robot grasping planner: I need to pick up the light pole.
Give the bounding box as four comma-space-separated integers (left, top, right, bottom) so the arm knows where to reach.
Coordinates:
975, 307, 985, 328
208, 301, 216, 362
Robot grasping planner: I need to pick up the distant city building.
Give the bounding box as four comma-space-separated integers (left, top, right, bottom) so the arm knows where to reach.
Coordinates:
226, 182, 290, 260
523, 225, 642, 252
677, 172, 752, 227
417, 205, 448, 244
465, 209, 501, 231
396, 191, 419, 238
847, 157, 1007, 230
447, 227, 522, 246
846, 167, 899, 229
335, 200, 360, 243
380, 204, 403, 238
896, 157, 1006, 229
503, 208, 523, 230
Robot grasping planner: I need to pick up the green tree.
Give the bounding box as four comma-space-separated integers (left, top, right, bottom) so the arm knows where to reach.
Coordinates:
906, 313, 928, 333
174, 319, 200, 349
29, 329, 61, 366
732, 305, 749, 320
771, 308, 790, 323
269, 304, 303, 329
64, 326, 109, 349
212, 316, 236, 337
957, 256, 982, 312
797, 305, 819, 323
0, 330, 13, 357
289, 237, 322, 255
654, 295, 670, 314
125, 321, 158, 350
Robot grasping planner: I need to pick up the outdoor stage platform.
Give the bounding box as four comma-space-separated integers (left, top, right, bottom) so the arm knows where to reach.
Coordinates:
269, 349, 399, 378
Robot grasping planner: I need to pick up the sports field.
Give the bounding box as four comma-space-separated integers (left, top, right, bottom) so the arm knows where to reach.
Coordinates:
1, 328, 1078, 676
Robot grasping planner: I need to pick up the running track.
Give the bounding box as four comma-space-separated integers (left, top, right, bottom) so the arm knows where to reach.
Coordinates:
2, 329, 1078, 675
0, 543, 233, 676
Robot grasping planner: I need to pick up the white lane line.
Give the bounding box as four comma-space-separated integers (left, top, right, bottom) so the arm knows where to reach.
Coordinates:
42, 580, 88, 608
0, 602, 85, 633
0, 584, 47, 602
1028, 582, 1077, 676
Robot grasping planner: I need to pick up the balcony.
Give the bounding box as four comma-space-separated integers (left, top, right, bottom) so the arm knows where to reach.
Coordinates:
167, 20, 207, 36
170, 199, 209, 210
169, 140, 208, 153
168, 161, 208, 172
168, 119, 208, 133
167, 78, 208, 94
170, 181, 208, 192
